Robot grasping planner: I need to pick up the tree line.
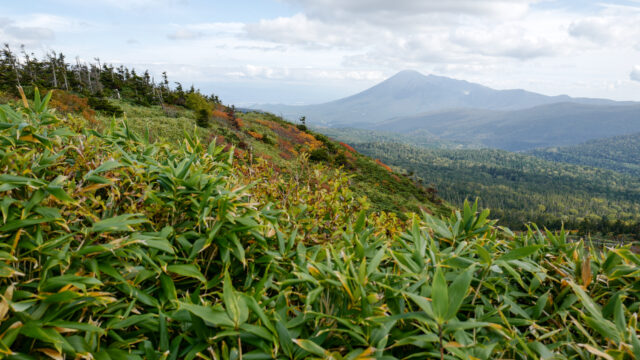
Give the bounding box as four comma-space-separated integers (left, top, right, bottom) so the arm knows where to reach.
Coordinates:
0, 44, 221, 112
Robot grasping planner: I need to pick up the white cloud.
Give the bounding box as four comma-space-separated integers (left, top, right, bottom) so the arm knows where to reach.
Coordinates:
245, 14, 367, 48
450, 25, 557, 59
228, 65, 385, 82
71, 0, 187, 10
4, 26, 55, 42
167, 29, 203, 40
631, 66, 640, 82
283, 0, 534, 22
567, 6, 640, 48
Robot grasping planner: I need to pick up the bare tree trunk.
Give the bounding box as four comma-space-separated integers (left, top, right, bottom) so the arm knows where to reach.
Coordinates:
62, 62, 69, 91
153, 84, 166, 111
50, 52, 58, 88
10, 58, 21, 87
87, 64, 93, 93
75, 56, 82, 88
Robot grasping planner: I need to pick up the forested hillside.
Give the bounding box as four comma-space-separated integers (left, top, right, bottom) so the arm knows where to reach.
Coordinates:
2, 86, 639, 360
351, 142, 640, 236
0, 46, 443, 218
530, 133, 640, 177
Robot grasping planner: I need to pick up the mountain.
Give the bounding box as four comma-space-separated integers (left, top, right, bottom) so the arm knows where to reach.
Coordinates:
530, 132, 640, 177
375, 102, 640, 151
255, 70, 632, 126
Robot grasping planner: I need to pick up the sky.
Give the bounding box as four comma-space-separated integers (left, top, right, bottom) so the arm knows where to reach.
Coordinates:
2, 0, 640, 106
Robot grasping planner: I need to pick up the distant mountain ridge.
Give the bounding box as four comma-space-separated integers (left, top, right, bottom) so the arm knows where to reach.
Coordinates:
254, 70, 640, 151
375, 102, 640, 151
254, 70, 633, 127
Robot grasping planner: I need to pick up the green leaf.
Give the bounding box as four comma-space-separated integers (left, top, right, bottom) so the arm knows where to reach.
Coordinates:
223, 270, 248, 327
160, 273, 177, 302
90, 214, 148, 233
167, 264, 207, 284
48, 321, 105, 335
498, 245, 542, 261
431, 266, 448, 323
242, 294, 275, 333
177, 302, 234, 328
0, 217, 57, 232
45, 185, 74, 203
276, 322, 294, 358
584, 316, 621, 344
630, 320, 640, 360
84, 160, 123, 179
404, 293, 434, 320
446, 265, 474, 320
475, 244, 492, 264
293, 339, 327, 357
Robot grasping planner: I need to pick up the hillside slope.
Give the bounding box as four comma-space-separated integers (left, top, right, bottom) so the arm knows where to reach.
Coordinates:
530, 132, 640, 177
84, 98, 446, 218
2, 88, 639, 360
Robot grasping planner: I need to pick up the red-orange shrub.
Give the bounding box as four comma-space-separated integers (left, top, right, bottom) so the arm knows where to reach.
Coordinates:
375, 159, 393, 172
340, 142, 356, 153
49, 90, 96, 122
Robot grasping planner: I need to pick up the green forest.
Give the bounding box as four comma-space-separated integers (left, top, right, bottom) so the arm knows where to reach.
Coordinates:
347, 142, 640, 237
530, 133, 640, 178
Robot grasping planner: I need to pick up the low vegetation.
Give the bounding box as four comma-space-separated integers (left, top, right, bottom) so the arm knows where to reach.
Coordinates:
1, 90, 639, 359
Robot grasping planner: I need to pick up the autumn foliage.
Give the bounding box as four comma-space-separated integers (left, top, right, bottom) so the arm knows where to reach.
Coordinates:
376, 159, 393, 172
340, 142, 356, 153
49, 90, 96, 122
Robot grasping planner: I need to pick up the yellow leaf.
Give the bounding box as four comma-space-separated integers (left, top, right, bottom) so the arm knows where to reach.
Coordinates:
37, 348, 63, 360
0, 285, 13, 322
579, 344, 614, 360
355, 347, 376, 359
581, 258, 592, 289
53, 327, 78, 334
79, 183, 111, 193
17, 86, 29, 108
445, 341, 463, 348
19, 134, 40, 143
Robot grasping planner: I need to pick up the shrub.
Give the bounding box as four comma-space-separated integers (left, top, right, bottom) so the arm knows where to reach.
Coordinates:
334, 151, 348, 166
309, 148, 330, 162
261, 134, 275, 145
184, 92, 210, 111
196, 108, 210, 128
88, 96, 124, 116
0, 90, 14, 104
49, 90, 96, 122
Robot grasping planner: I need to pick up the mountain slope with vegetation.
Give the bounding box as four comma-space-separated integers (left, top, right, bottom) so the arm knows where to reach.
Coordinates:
349, 142, 640, 236
0, 45, 444, 218
530, 133, 640, 178
1, 88, 639, 360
